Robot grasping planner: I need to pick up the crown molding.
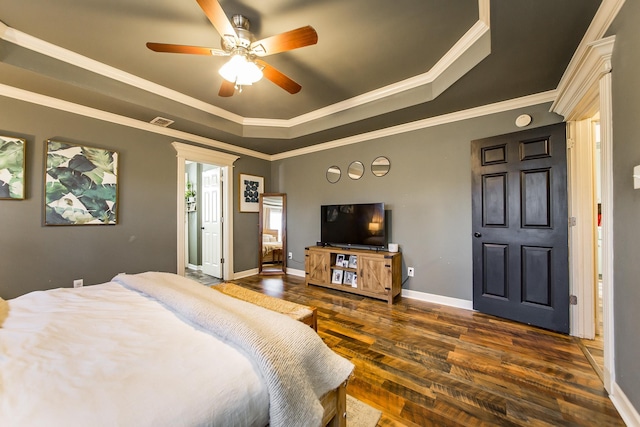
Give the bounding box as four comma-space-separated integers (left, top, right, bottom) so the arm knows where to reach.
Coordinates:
0, 83, 270, 160
271, 90, 558, 161
550, 0, 624, 118
0, 21, 243, 125
0, 81, 556, 162
0, 0, 491, 139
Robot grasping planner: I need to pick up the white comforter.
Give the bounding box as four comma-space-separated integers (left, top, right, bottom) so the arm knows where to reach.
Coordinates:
0, 282, 270, 427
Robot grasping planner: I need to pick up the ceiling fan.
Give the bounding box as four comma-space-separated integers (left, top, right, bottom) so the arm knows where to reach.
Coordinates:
146, 0, 318, 97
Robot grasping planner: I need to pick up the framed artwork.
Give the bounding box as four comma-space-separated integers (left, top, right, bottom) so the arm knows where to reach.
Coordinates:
331, 269, 343, 285
239, 173, 264, 212
0, 135, 26, 200
335, 254, 345, 267
44, 140, 118, 225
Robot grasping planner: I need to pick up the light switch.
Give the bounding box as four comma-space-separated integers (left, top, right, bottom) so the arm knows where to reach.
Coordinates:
634, 165, 640, 190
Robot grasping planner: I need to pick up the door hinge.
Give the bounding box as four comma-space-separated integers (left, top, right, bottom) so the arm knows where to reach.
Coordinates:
220, 258, 224, 264
567, 138, 575, 150
569, 295, 578, 305
569, 217, 577, 227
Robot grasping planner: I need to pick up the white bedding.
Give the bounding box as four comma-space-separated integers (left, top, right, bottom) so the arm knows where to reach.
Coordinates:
0, 282, 269, 427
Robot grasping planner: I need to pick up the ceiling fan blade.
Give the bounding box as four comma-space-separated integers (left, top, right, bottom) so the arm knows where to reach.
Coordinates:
255, 59, 302, 94
218, 80, 236, 97
146, 42, 227, 56
250, 26, 318, 56
196, 0, 238, 44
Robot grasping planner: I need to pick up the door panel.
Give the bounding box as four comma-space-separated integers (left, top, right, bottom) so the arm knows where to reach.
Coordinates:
202, 167, 222, 278
472, 123, 569, 333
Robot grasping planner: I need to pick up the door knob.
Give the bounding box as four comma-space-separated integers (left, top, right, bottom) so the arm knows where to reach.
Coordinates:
474, 232, 482, 238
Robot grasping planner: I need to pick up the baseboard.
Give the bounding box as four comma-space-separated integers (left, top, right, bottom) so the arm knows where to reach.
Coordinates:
235, 268, 473, 310
611, 381, 640, 427
401, 288, 474, 311
286, 268, 305, 278
233, 268, 259, 279
186, 263, 201, 271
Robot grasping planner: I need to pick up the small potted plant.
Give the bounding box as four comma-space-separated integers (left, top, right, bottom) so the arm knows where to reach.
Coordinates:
185, 181, 196, 202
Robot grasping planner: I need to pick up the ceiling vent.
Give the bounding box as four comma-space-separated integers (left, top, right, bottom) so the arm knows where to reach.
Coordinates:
150, 116, 174, 127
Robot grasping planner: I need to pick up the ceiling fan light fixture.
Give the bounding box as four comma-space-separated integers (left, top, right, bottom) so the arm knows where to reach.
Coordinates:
219, 54, 263, 86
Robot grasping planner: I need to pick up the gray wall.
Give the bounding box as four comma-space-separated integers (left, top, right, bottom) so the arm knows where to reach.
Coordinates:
609, 0, 640, 411
275, 103, 563, 301
0, 97, 178, 299
233, 156, 272, 272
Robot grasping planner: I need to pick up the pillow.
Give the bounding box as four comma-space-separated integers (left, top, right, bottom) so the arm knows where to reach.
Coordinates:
263, 234, 275, 242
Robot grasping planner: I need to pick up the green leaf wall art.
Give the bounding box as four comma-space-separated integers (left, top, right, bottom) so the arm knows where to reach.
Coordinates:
0, 136, 26, 200
45, 140, 118, 225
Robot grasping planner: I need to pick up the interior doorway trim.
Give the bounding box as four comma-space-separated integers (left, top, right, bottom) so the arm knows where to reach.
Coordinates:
172, 142, 239, 280
553, 35, 615, 392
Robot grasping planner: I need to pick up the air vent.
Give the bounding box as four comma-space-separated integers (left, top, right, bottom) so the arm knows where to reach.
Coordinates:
149, 117, 174, 127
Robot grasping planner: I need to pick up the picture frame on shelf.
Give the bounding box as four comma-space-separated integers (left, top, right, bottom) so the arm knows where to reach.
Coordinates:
331, 269, 344, 284
343, 271, 354, 286
239, 173, 263, 212
348, 255, 358, 269
351, 273, 358, 288
0, 135, 26, 200
335, 254, 345, 267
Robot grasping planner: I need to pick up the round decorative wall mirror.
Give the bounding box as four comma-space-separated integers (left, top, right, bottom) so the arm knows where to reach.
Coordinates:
371, 156, 391, 177
326, 166, 341, 183
348, 161, 365, 180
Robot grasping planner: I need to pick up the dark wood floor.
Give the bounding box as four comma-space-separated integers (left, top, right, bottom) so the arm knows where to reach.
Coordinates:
213, 273, 624, 426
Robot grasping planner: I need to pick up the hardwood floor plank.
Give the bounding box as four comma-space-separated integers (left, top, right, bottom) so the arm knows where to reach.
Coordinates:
214, 274, 624, 426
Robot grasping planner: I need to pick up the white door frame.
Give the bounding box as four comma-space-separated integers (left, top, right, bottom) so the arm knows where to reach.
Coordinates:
552, 35, 615, 392
173, 142, 239, 280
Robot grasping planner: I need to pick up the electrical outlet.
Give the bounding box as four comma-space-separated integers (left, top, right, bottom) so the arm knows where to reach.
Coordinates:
73, 279, 84, 288
407, 267, 415, 277
288, 252, 293, 260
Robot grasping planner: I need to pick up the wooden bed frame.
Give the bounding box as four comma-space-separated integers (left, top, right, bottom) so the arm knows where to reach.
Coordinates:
321, 380, 347, 427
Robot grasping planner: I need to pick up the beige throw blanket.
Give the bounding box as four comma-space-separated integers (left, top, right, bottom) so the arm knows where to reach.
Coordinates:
113, 272, 353, 427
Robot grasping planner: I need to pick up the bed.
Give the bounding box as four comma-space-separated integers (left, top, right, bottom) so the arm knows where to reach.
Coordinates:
0, 272, 353, 427
262, 229, 283, 263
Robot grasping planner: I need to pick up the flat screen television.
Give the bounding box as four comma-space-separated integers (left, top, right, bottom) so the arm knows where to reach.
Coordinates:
320, 202, 386, 249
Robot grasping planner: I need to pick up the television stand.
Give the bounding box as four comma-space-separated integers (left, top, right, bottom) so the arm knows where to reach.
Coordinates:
305, 246, 402, 305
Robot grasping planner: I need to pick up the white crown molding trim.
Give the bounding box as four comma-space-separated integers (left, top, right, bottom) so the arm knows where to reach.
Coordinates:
271, 90, 557, 161
0, 0, 491, 136
402, 289, 474, 311
0, 83, 270, 160
610, 381, 640, 427
0, 22, 244, 126
551, 36, 615, 120
1, 81, 555, 162
246, 19, 490, 129
551, 0, 624, 117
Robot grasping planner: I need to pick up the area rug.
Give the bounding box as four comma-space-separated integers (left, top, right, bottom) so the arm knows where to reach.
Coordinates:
347, 394, 382, 427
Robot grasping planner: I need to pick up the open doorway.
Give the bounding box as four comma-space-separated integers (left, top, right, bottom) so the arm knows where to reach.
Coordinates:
173, 142, 239, 282
184, 162, 223, 284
